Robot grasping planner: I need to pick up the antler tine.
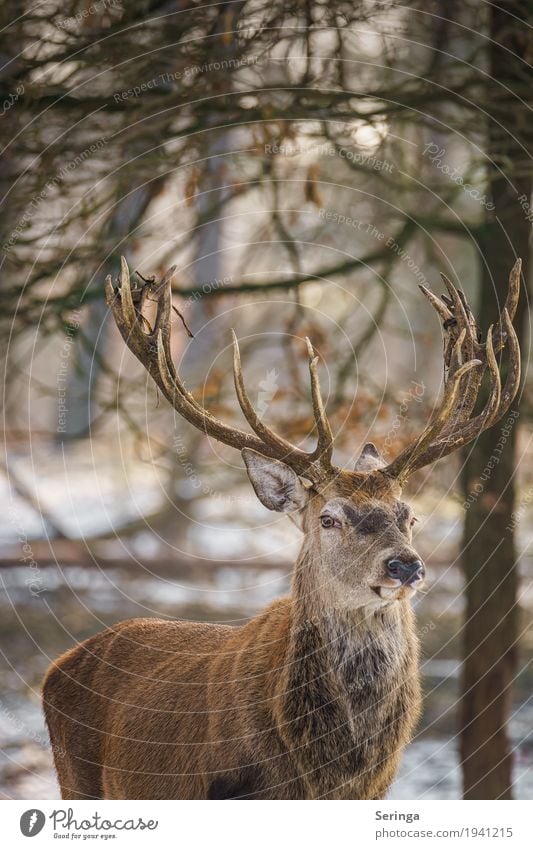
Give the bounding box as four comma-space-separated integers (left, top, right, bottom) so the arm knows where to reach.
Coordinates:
104, 273, 116, 309
492, 258, 521, 352
231, 331, 306, 461
446, 321, 483, 428
436, 324, 501, 445
118, 256, 136, 325
382, 262, 521, 482
105, 262, 148, 364
152, 266, 175, 367
499, 309, 521, 410
147, 269, 207, 414
384, 351, 482, 483
418, 284, 453, 324
477, 325, 501, 426
419, 279, 482, 421
448, 327, 466, 374
472, 324, 502, 427
434, 310, 521, 455
154, 330, 268, 440
231, 331, 336, 479
419, 281, 471, 374
454, 263, 520, 423
305, 338, 334, 467
439, 273, 476, 358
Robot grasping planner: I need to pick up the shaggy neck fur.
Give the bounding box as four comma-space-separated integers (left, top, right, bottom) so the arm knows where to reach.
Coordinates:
275, 546, 420, 799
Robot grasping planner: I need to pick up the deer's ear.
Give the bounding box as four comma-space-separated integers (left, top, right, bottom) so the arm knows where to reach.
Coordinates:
354, 442, 386, 472
242, 449, 308, 513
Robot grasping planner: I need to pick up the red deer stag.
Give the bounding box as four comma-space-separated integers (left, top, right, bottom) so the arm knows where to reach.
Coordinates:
43, 258, 521, 799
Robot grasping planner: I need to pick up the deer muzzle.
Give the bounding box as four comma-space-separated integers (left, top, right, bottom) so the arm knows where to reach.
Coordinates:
386, 558, 425, 586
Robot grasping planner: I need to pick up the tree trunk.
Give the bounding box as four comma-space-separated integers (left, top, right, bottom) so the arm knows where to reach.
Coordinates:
460, 2, 532, 800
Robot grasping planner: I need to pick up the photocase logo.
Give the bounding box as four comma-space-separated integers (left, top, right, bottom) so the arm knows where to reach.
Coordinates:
20, 809, 46, 837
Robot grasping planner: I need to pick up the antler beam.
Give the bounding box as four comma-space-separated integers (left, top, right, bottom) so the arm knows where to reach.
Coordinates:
106, 258, 336, 483
382, 260, 521, 483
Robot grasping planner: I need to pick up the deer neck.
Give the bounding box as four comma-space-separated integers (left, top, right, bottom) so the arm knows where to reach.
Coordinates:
275, 547, 419, 799
289, 546, 414, 674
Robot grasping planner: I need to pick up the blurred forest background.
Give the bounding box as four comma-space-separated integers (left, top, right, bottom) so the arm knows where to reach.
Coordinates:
0, 0, 532, 800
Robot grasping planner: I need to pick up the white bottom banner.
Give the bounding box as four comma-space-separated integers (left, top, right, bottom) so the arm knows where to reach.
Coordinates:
2, 800, 531, 848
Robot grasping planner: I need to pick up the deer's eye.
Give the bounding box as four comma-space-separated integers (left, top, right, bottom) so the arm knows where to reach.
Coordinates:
410, 517, 419, 528
320, 514, 341, 529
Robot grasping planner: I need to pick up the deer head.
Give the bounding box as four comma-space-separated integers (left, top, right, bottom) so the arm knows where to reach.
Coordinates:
105, 258, 521, 610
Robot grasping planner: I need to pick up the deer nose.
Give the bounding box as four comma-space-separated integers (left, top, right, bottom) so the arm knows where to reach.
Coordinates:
386, 558, 425, 585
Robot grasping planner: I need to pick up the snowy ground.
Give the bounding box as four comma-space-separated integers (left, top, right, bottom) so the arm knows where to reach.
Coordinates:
1, 558, 532, 801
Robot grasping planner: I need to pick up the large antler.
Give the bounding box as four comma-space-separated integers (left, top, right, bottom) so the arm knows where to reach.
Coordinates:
382, 260, 522, 484
105, 257, 335, 483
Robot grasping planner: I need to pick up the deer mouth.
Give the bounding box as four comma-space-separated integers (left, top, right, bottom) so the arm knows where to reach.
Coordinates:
371, 583, 420, 601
